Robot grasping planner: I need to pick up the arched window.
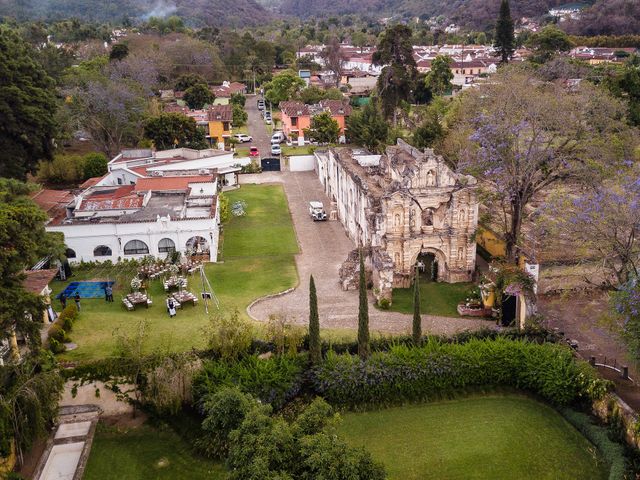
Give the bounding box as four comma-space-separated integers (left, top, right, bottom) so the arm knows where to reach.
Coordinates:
158, 238, 176, 253
93, 245, 112, 257
65, 248, 76, 259
124, 240, 149, 255
186, 236, 209, 254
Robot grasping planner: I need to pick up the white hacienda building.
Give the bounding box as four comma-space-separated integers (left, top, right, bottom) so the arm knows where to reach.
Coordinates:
43, 148, 249, 264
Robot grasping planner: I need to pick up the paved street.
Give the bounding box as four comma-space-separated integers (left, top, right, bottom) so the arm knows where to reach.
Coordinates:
241, 171, 490, 335
245, 94, 274, 162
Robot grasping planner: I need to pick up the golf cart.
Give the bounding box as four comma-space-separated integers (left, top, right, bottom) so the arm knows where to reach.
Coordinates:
309, 201, 327, 221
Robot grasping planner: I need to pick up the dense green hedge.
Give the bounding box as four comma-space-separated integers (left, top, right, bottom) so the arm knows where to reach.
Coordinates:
311, 338, 610, 407
559, 408, 629, 480
193, 354, 307, 410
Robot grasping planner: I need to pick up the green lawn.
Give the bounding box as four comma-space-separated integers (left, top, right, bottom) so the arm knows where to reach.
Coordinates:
56, 184, 299, 361
388, 281, 475, 317
281, 145, 315, 156
84, 423, 226, 480
338, 395, 607, 480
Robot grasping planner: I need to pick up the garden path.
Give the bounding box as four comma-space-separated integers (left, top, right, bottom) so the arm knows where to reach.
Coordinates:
241, 171, 490, 335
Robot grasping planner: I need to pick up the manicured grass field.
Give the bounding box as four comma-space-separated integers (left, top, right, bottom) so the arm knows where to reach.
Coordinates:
84, 423, 225, 480
388, 281, 475, 317
281, 145, 316, 156
338, 395, 607, 480
55, 184, 299, 361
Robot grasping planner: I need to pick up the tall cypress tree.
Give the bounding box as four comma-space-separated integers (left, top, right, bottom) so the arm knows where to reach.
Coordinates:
412, 267, 422, 345
357, 250, 370, 359
494, 0, 515, 64
308, 274, 321, 364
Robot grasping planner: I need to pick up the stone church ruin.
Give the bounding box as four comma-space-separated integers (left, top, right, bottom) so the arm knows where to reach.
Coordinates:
313, 139, 478, 303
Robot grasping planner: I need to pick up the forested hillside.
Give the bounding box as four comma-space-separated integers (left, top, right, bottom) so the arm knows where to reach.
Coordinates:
0, 0, 271, 27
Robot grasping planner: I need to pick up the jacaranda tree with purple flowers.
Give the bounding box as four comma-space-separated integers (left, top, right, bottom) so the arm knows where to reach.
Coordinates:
611, 277, 640, 365
448, 67, 635, 262
550, 178, 640, 288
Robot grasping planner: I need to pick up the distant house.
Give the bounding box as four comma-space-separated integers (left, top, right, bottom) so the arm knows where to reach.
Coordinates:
211, 81, 247, 104
279, 99, 352, 144
207, 105, 233, 149
299, 70, 312, 87
570, 47, 637, 65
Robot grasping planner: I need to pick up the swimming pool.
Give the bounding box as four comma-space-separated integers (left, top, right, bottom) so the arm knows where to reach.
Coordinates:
57, 281, 115, 299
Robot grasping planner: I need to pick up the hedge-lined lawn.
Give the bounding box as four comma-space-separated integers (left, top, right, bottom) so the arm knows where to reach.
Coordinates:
338, 395, 607, 480
84, 423, 225, 480
55, 184, 298, 361
388, 281, 475, 317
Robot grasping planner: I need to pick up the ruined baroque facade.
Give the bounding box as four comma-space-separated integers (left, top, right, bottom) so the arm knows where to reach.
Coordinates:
314, 139, 478, 302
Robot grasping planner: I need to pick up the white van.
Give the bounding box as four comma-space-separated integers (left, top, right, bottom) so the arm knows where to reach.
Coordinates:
271, 131, 285, 144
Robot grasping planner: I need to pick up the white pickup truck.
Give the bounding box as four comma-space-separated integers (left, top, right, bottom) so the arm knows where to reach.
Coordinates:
309, 201, 327, 221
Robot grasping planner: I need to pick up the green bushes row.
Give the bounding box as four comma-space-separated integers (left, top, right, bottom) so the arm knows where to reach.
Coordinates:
559, 408, 629, 480
193, 354, 307, 410
310, 338, 610, 407
47, 304, 79, 354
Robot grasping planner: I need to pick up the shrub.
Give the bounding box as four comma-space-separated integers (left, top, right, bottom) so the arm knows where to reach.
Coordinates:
196, 386, 263, 458
49, 337, 66, 354
61, 304, 78, 320
311, 338, 610, 407
559, 408, 630, 480
204, 310, 253, 361
226, 397, 385, 480
378, 298, 390, 310
193, 354, 307, 410
47, 323, 66, 343
59, 314, 74, 332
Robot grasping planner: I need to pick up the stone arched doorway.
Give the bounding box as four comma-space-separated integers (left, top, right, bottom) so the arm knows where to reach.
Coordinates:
412, 248, 447, 283
416, 252, 437, 282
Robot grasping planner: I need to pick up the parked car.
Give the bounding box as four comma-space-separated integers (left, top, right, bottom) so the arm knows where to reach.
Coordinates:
234, 133, 253, 143
270, 143, 282, 155
257, 101, 265, 111
271, 131, 286, 144
249, 146, 259, 157
265, 118, 272, 125
309, 201, 327, 221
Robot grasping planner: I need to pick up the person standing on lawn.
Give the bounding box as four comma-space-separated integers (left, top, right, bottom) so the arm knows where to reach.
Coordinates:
60, 293, 66, 309
105, 284, 114, 302
166, 295, 177, 318
74, 292, 81, 311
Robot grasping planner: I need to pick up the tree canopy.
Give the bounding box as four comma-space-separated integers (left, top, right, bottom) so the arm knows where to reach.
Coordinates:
183, 83, 216, 110
144, 113, 208, 150
424, 55, 454, 96
346, 100, 389, 154
373, 25, 417, 121
0, 179, 64, 350
494, 0, 515, 64
447, 67, 635, 261
304, 112, 340, 144
0, 25, 57, 180
264, 70, 306, 105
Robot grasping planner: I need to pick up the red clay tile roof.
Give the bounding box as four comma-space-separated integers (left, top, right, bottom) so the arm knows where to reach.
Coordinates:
79, 176, 104, 189
279, 101, 310, 117
319, 99, 352, 116
30, 189, 73, 214
134, 175, 214, 192
22, 269, 58, 294
164, 103, 189, 113
207, 104, 233, 122
211, 82, 246, 97
79, 186, 142, 211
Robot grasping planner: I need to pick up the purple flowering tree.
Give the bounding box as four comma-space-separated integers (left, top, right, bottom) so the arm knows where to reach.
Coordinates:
550, 179, 640, 288
450, 68, 634, 262
611, 277, 640, 365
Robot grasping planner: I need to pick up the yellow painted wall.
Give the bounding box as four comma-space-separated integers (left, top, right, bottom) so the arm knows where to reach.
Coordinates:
208, 121, 231, 144
477, 227, 507, 258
